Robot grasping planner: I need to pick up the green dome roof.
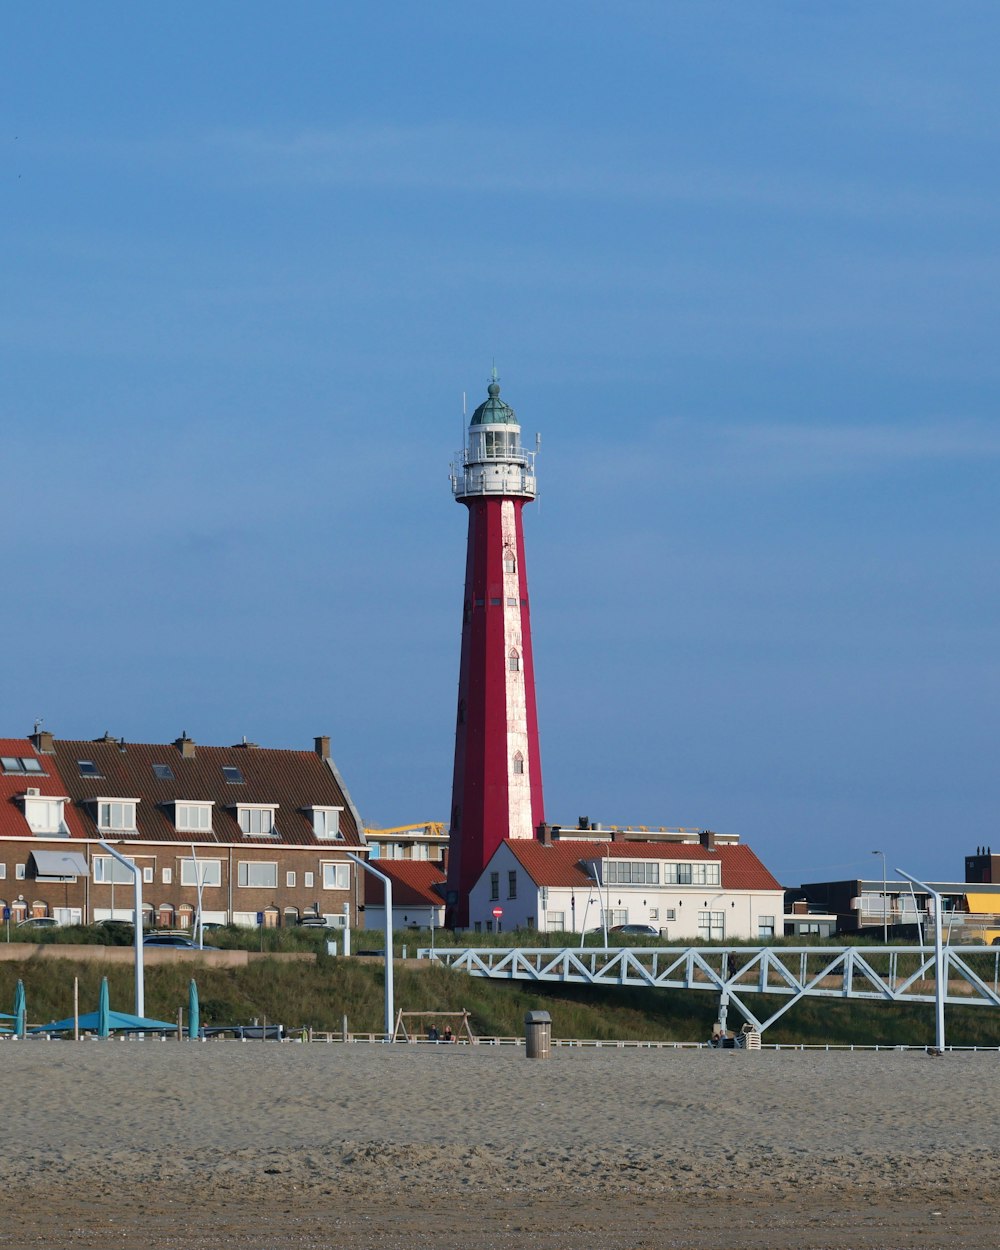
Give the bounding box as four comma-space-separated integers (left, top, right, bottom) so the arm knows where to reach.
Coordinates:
470, 378, 517, 426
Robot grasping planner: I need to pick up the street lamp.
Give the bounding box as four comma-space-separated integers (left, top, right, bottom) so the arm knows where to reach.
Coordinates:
871, 850, 887, 944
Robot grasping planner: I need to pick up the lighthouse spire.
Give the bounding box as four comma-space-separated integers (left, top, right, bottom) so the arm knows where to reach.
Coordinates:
446, 373, 544, 928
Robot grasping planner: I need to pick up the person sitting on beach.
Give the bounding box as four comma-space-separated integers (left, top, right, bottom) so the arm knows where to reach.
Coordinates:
428, 1026, 439, 1041
443, 1025, 454, 1043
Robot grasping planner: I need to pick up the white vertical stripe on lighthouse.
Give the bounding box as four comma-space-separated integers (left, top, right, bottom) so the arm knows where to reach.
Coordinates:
501, 499, 533, 838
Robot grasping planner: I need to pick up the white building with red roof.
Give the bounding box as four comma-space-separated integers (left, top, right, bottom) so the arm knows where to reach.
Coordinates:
468, 833, 784, 941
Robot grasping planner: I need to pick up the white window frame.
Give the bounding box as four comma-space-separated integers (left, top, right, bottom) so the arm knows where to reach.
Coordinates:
286, 871, 296, 888
15, 864, 25, 881
0, 865, 6, 880
237, 861, 277, 889
96, 799, 139, 832
93, 855, 136, 885
142, 867, 154, 884
174, 802, 214, 833
22, 795, 70, 836
180, 859, 222, 888
162, 867, 173, 884
310, 807, 343, 840
236, 805, 277, 837
321, 862, 350, 891
304, 871, 314, 889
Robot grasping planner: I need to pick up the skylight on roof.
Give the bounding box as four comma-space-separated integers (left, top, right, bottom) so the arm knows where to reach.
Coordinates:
3, 757, 47, 775
77, 760, 101, 778
222, 766, 245, 784
152, 763, 175, 781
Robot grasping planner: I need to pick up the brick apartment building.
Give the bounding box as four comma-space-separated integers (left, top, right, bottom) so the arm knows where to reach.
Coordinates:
0, 729, 366, 929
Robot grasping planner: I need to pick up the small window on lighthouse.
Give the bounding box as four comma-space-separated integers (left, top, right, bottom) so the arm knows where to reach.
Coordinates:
508, 650, 521, 672
504, 555, 516, 573
513, 753, 524, 775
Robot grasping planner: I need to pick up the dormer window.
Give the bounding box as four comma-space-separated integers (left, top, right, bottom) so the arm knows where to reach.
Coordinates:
21, 792, 70, 836
310, 807, 343, 840
236, 804, 277, 837
96, 799, 138, 832
2, 757, 44, 775
173, 802, 214, 833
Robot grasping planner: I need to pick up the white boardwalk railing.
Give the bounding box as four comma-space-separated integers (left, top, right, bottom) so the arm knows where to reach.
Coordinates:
416, 945, 1000, 1034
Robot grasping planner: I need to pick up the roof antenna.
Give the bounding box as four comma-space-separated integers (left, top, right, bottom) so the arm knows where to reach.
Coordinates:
33, 718, 43, 734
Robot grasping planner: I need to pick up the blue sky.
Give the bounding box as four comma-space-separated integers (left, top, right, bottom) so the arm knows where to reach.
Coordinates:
3, 3, 998, 885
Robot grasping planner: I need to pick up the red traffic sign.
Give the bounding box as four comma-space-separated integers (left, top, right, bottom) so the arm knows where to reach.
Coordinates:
492, 907, 503, 918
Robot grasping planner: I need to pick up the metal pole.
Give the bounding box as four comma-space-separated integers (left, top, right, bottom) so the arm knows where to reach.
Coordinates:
346, 854, 393, 1040
872, 850, 887, 943
190, 844, 205, 949
99, 840, 144, 1017
896, 868, 945, 1051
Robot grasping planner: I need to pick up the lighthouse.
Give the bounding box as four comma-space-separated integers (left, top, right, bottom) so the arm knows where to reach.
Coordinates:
445, 373, 544, 927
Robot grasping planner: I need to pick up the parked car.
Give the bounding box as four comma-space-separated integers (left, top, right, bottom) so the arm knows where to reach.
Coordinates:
16, 917, 59, 929
609, 924, 659, 937
297, 915, 332, 928
143, 933, 217, 950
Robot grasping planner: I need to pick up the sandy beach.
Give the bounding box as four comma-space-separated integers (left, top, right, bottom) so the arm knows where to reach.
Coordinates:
2, 1042, 998, 1249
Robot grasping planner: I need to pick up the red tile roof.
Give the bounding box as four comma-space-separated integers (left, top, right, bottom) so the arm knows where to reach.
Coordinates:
0, 740, 87, 840
365, 861, 446, 907
502, 839, 782, 891
47, 737, 363, 848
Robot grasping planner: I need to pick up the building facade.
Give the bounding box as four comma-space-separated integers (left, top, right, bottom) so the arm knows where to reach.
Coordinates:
446, 373, 544, 926
0, 730, 366, 928
468, 836, 784, 940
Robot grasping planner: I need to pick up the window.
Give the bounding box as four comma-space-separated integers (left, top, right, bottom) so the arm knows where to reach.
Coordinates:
2, 757, 44, 775
238, 807, 275, 836
23, 797, 69, 836
142, 867, 154, 884
546, 911, 565, 930
698, 911, 725, 941
237, 861, 277, 889
286, 871, 296, 888
0, 865, 6, 880
222, 766, 244, 784
758, 915, 776, 938
512, 753, 524, 776
508, 650, 520, 672
664, 908, 676, 922
15, 865, 25, 881
506, 597, 517, 606
504, 556, 516, 573
507, 870, 517, 900
162, 868, 173, 884
608, 909, 628, 926
322, 862, 349, 891
691, 862, 721, 886
175, 803, 213, 832
311, 807, 342, 840
93, 856, 136, 885
180, 859, 222, 887
77, 761, 101, 778
490, 871, 500, 901
649, 909, 659, 921
152, 763, 174, 781
97, 800, 137, 831
606, 860, 660, 886
304, 871, 314, 889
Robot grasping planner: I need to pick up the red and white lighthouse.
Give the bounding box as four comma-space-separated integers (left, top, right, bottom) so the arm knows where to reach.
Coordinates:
445, 373, 544, 927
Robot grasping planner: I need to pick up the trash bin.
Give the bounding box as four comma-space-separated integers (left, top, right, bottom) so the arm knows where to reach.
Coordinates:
524, 1010, 551, 1059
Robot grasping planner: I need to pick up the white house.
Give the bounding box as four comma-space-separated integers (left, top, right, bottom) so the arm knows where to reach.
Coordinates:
363, 860, 446, 931
468, 836, 784, 941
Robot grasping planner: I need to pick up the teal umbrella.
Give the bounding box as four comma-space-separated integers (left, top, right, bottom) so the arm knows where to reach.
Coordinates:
31, 1009, 176, 1035
187, 978, 199, 1040
98, 976, 110, 1039
13, 980, 25, 1039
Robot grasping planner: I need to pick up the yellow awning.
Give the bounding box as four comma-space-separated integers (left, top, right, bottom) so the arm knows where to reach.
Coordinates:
965, 893, 999, 912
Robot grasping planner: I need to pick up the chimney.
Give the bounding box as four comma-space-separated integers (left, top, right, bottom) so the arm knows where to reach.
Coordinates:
31, 730, 54, 755
536, 822, 553, 846
315, 735, 331, 761
792, 900, 809, 915
174, 732, 196, 759
699, 829, 717, 850
578, 816, 590, 831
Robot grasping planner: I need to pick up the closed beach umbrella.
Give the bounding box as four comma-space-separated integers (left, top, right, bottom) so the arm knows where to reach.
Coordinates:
98, 976, 110, 1039
13, 980, 25, 1039
188, 978, 199, 1040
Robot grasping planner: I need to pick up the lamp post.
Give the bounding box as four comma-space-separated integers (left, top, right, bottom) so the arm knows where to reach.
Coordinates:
98, 840, 144, 1017
345, 854, 394, 1040
872, 850, 887, 944
896, 868, 945, 1052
